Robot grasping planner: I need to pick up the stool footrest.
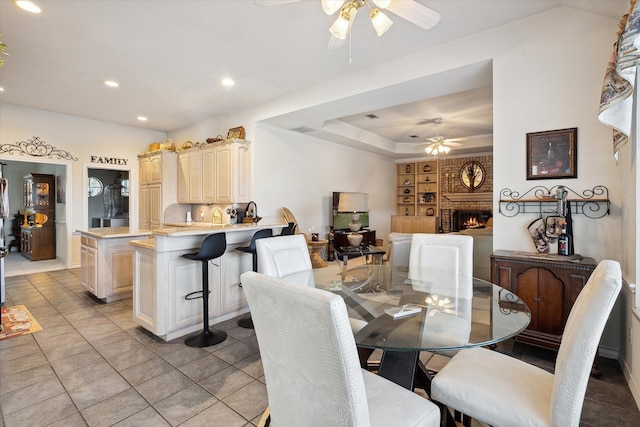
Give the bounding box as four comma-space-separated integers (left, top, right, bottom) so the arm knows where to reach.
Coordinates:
185, 290, 211, 300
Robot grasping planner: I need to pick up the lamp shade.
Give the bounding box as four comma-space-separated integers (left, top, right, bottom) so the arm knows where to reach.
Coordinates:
337, 192, 369, 213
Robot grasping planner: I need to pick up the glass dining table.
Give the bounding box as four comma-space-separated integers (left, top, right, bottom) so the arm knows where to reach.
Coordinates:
290, 265, 531, 392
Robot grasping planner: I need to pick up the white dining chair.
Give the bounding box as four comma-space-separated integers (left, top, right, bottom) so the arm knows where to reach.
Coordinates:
240, 271, 441, 427
256, 234, 368, 334
387, 232, 413, 267
431, 259, 622, 427
257, 234, 315, 286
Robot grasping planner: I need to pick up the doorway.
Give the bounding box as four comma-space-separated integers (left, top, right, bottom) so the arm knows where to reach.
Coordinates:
0, 157, 71, 269
87, 168, 130, 228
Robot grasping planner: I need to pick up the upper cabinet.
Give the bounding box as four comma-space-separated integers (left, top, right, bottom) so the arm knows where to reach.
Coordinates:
138, 150, 178, 230
177, 140, 252, 204
24, 173, 55, 212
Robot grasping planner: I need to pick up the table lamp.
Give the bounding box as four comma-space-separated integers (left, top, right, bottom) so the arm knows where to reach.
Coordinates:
337, 192, 369, 247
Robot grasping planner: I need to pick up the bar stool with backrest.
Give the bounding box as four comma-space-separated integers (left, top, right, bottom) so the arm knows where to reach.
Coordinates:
182, 233, 228, 348
237, 228, 274, 328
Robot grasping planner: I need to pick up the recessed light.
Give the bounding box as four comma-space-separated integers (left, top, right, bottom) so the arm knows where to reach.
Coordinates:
104, 80, 119, 88
14, 1, 41, 14
0, 87, 4, 92
137, 116, 148, 122
222, 78, 234, 87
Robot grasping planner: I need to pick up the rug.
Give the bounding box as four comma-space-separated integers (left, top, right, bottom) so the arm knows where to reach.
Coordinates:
0, 305, 43, 340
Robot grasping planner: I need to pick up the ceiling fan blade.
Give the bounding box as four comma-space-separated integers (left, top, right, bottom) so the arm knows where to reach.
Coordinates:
253, 0, 301, 7
444, 141, 463, 147
386, 0, 441, 31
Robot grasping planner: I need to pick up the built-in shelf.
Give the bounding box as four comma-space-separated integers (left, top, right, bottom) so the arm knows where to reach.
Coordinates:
498, 185, 610, 218
443, 192, 492, 202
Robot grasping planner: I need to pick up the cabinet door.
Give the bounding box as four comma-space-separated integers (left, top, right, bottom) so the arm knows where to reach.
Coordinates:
220, 250, 251, 312
149, 184, 162, 230
139, 185, 150, 229
188, 150, 203, 203
413, 216, 436, 233
215, 145, 233, 203
80, 245, 98, 294
139, 157, 150, 185
513, 267, 565, 336
108, 245, 134, 297
202, 148, 217, 203
177, 153, 189, 203
149, 154, 162, 183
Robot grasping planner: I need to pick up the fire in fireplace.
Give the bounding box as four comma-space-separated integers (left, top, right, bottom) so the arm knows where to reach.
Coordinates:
452, 210, 492, 232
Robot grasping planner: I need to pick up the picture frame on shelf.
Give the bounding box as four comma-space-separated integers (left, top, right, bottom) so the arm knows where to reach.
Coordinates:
526, 128, 577, 180
226, 126, 245, 140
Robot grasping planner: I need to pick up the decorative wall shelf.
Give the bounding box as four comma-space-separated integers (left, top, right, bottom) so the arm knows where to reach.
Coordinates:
499, 185, 609, 218
443, 192, 492, 202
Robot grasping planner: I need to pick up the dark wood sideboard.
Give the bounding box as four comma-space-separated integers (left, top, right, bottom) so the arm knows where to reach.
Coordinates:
490, 250, 597, 351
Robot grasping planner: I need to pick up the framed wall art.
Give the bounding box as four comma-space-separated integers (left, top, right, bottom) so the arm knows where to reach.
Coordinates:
526, 127, 577, 180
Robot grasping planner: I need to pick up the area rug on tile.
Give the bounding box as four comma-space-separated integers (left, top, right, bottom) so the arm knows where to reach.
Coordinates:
0, 305, 42, 340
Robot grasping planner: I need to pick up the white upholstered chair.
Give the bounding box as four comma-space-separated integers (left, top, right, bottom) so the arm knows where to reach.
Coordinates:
256, 234, 368, 334
409, 233, 473, 277
431, 259, 622, 427
256, 234, 314, 287
240, 271, 441, 427
408, 234, 474, 361
387, 232, 413, 267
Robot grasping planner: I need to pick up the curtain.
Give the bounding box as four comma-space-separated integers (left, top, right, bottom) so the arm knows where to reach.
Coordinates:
598, 0, 640, 159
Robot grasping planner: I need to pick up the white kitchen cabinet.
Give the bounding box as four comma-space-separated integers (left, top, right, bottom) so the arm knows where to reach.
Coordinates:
215, 140, 252, 203
178, 150, 203, 203
176, 140, 252, 204
131, 223, 282, 341
80, 229, 151, 303
138, 150, 177, 230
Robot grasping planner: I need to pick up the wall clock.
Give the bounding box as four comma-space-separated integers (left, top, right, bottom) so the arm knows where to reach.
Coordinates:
459, 161, 485, 192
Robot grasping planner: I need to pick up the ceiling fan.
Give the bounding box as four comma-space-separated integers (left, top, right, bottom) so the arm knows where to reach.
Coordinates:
254, 0, 441, 48
421, 117, 464, 156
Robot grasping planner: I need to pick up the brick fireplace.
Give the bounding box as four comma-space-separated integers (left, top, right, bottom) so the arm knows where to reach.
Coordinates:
439, 155, 493, 233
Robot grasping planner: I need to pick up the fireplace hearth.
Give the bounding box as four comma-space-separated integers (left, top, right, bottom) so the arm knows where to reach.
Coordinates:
452, 210, 492, 232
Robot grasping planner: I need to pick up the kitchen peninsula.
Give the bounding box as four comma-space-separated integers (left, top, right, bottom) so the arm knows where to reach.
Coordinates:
130, 221, 286, 341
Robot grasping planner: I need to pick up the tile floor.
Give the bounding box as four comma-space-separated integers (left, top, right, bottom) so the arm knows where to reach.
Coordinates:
1, 269, 639, 426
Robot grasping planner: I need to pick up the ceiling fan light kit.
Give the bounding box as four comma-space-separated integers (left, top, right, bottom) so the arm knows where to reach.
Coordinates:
324, 0, 399, 40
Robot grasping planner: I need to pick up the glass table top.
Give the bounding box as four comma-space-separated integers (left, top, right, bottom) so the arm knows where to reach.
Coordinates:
294, 265, 531, 353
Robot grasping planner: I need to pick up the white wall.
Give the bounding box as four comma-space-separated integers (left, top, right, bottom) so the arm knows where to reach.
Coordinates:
0, 104, 166, 267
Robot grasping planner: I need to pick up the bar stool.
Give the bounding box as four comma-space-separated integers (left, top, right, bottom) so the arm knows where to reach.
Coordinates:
236, 228, 273, 328
183, 233, 228, 348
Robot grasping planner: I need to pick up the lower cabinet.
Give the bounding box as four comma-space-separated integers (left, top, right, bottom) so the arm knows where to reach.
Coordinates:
20, 227, 55, 261
80, 233, 149, 303
133, 237, 254, 341
490, 250, 597, 350
390, 215, 437, 233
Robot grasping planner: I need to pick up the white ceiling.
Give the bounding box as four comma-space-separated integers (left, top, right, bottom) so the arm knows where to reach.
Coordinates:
0, 0, 628, 158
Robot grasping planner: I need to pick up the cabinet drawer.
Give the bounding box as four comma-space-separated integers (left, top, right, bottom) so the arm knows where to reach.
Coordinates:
81, 236, 98, 248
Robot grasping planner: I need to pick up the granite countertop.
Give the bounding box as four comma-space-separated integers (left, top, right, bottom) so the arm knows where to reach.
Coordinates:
153, 221, 286, 237
77, 227, 153, 239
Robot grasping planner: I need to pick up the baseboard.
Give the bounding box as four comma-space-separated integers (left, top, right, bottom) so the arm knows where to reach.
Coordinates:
598, 347, 619, 360
620, 356, 640, 412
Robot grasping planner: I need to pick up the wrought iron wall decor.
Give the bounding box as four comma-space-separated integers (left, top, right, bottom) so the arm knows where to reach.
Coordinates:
0, 136, 78, 161
499, 185, 609, 218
